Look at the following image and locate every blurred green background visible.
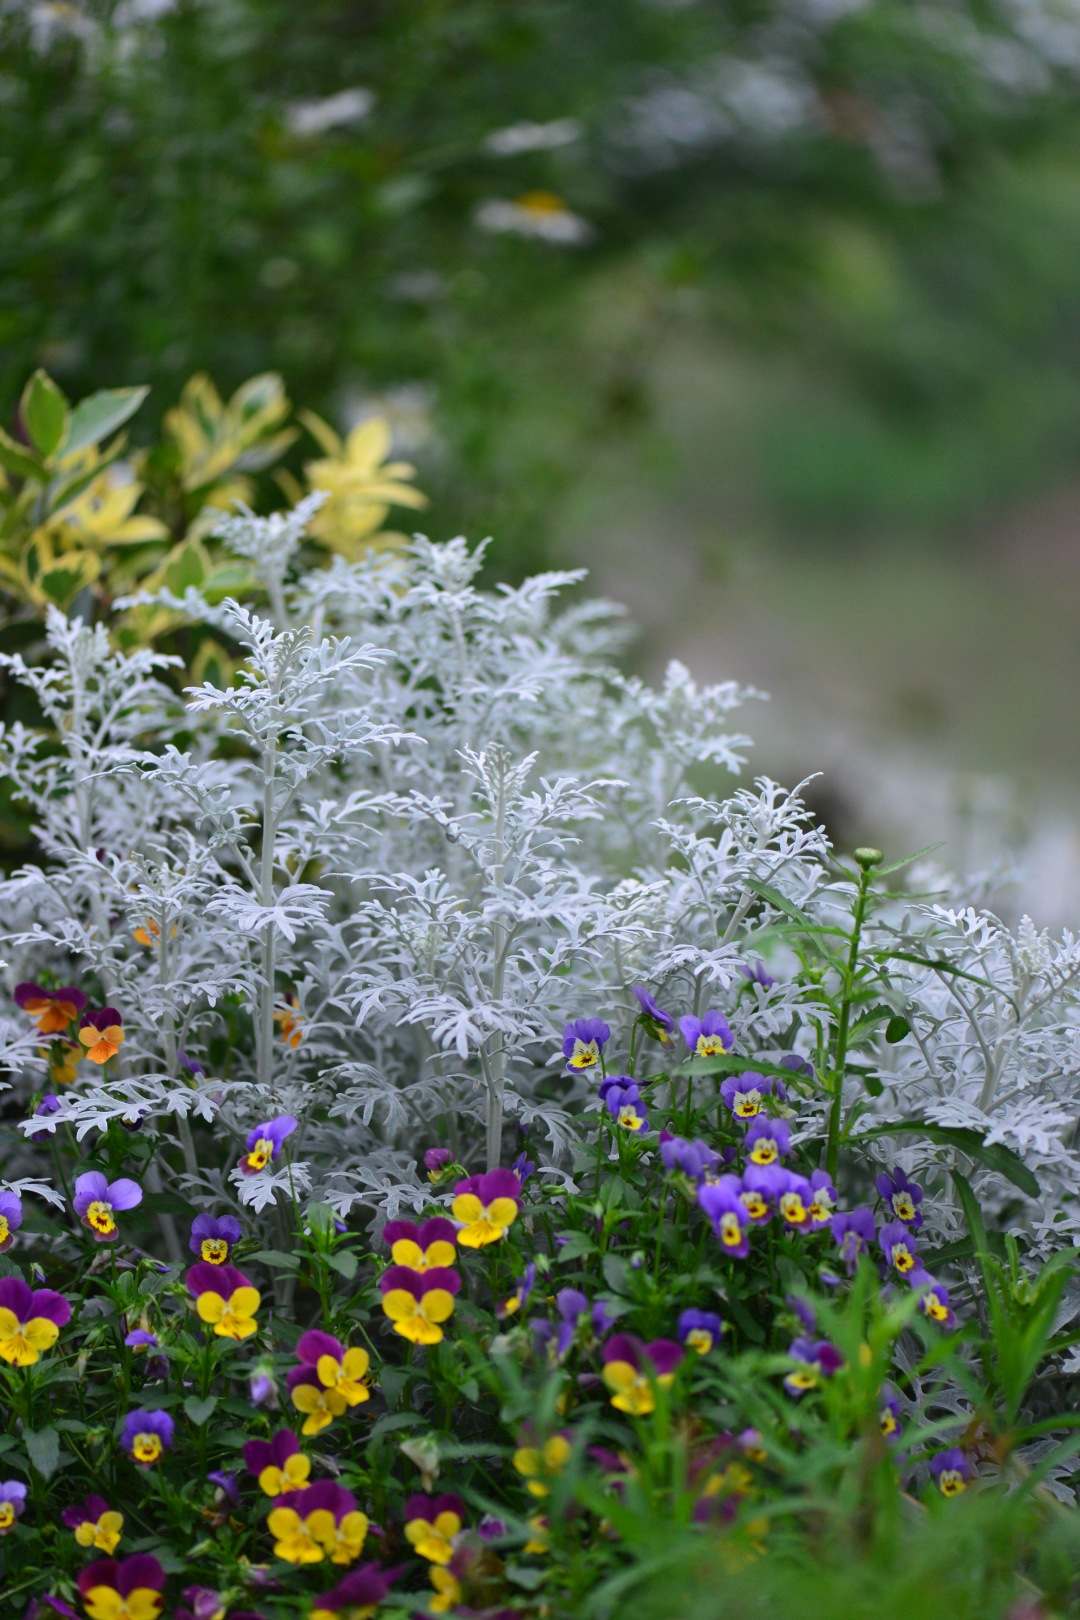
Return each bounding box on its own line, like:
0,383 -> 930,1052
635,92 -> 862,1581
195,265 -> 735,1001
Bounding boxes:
5,0 -> 1080,915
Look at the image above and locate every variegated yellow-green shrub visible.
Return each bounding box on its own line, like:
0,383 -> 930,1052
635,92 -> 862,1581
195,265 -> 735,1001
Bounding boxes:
0,369 -> 426,657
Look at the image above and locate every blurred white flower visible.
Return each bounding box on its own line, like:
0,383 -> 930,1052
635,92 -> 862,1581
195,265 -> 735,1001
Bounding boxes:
285,87 -> 374,138
474,192 -> 592,245
483,117 -> 583,155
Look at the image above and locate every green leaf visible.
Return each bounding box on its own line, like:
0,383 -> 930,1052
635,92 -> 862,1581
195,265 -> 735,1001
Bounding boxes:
854,1120 -> 1039,1198
875,841 -> 945,876
553,1230 -> 596,1261
21,370 -> 69,458
24,1425 -> 60,1480
885,1015 -> 911,1043
862,1074 -> 884,1098
141,1190 -> 198,1218
305,1200 -> 337,1234
0,425 -> 44,482
328,1250 -> 358,1280
602,1254 -> 630,1295
63,384 -> 149,458
248,1248 -> 300,1270
744,878 -> 818,930
877,950 -> 1001,997
184,1395 -> 218,1426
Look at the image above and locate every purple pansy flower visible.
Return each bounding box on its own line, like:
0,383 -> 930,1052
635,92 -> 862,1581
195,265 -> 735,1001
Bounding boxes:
601,1077 -> 648,1133
511,1151 -> 536,1184
0,1191 -> 23,1254
911,1272 -> 956,1328
744,1116 -> 791,1166
719,1071 -> 782,1120
659,1133 -> 721,1180
930,1447 -> 972,1496
698,1176 -> 751,1258
311,1565 -> 401,1616
679,1010 -> 733,1060
423,1146 -> 454,1181
878,1219 -> 921,1278
875,1166 -> 925,1230
677,1308 -> 723,1354
0,1479 -> 26,1534
783,1336 -> 843,1397
189,1212 -> 243,1266
73,1171 -> 143,1242
879,1394 -> 903,1441
177,1050 -> 206,1078
739,961 -> 776,989
807,1169 -> 838,1229
77,1559 -> 166,1612
239,1114 -> 297,1176
249,1367 -> 276,1407
562,1017 -> 610,1071
498,1261 -> 536,1320
774,1171 -> 815,1231
123,1328 -> 158,1350
786,1294 -> 816,1334
120,1408 -> 174,1467
0,1277 -> 71,1366
28,1093 -> 62,1141
778,1052 -> 815,1082
739,1162 -> 787,1224
830,1206 -> 876,1274
631,986 -> 676,1043
207,1470 -> 240,1506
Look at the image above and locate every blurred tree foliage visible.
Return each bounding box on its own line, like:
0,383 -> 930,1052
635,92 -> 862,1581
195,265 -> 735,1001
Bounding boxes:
4,0 -> 1080,567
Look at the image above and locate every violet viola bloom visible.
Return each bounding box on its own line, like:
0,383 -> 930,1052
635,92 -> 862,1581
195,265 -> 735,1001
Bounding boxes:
562,1016 -> 610,1071
28,1093 -> 61,1141
911,1272 -> 956,1328
878,1219 -> 921,1278
807,1169 -> 839,1229
698,1176 -> 751,1258
14,981 -> 87,1034
207,1470 -> 240,1506
830,1207 -> 876,1274
601,1077 -> 648,1133
677,1308 -> 723,1355
880,1395 -> 903,1441
77,1558 -> 166,1616
73,1170 -> 143,1241
930,1447 -> 973,1497
739,961 -> 776,989
123,1328 -> 158,1350
120,1408 -> 174,1466
311,1565 -> 401,1617
424,1146 -> 453,1181
0,1190 -> 23,1253
739,1162 -> 787,1224
783,1336 -> 843,1397
774,1171 -> 815,1232
659,1133 -> 720,1180
0,1479 -> 26,1534
177,1050 -> 206,1078
679,1010 -> 733,1060
189,1213 -> 243,1266
383,1216 -> 459,1271
875,1166 -> 925,1230
239,1114 -> 297,1176
498,1261 -> 536,1320
778,1052 -> 814,1082
631,985 -> 675,1044
719,1071 -> 780,1121
786,1294 -> 817,1334
0,1277 -> 71,1366
511,1150 -> 536,1184
744,1116 -> 791,1167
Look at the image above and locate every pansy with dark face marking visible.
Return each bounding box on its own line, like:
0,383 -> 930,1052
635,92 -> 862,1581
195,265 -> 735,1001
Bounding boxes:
911,1271 -> 956,1327
0,1276 -> 71,1366
77,1554 -> 166,1620
878,1219 -> 920,1278
875,1165 -> 925,1230
678,1308 -> 723,1355
719,1071 -> 781,1121
74,1171 -> 143,1242
697,1176 -> 752,1257
0,1479 -> 26,1535
930,1447 -> 972,1497
120,1408 -> 174,1467
807,1169 -> 838,1228
830,1206 -> 876,1274
189,1212 -> 242,1266
599,1076 -> 649,1133
601,1333 -> 684,1415
62,1494 -> 123,1554
562,1016 -> 610,1071
14,982 -> 87,1034
0,1190 -> 22,1254
238,1113 -> 297,1176
659,1132 -> 722,1181
382,1216 -> 457,1271
679,1010 -> 733,1060
782,1336 -> 843,1397
744,1116 -> 791,1167
78,1007 -> 125,1065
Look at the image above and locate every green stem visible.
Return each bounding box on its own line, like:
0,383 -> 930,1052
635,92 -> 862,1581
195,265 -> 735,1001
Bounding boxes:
825,860 -> 875,1181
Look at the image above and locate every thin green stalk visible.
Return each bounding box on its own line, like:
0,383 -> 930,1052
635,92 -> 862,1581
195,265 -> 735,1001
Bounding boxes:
825,850 -> 880,1181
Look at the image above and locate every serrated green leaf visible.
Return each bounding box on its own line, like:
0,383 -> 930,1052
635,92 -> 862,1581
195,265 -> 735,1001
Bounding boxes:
184,1395 -> 218,1426
63,385 -> 149,458
21,369 -> 69,458
24,1425 -> 60,1479
0,425 -> 44,482
853,1120 -> 1038,1198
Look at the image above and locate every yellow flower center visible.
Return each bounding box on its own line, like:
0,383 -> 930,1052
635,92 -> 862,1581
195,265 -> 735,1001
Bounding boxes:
732,1092 -> 762,1118
939,1472 -> 966,1497
740,1193 -> 768,1220
86,1201 -> 118,1236
892,1245 -> 915,1274
924,1293 -> 949,1321
200,1238 -> 229,1264
245,1138 -> 273,1171
719,1213 -> 743,1247
617,1104 -> 645,1132
0,1503 -> 13,1531
567,1039 -> 599,1069
880,1411 -> 899,1437
779,1194 -> 807,1225
695,1034 -> 728,1057
787,1369 -> 817,1392
749,1140 -> 777,1165
686,1328 -> 713,1355
893,1193 -> 916,1221
83,1586 -> 163,1620
132,1432 -> 163,1465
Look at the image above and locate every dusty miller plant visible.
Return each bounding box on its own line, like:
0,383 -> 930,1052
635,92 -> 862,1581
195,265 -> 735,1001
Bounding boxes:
0,507 -> 1078,1280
